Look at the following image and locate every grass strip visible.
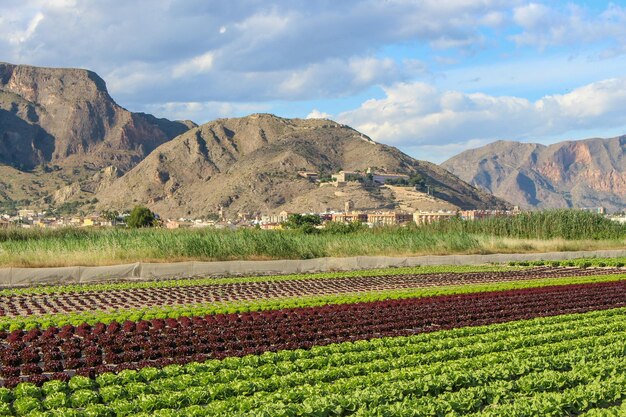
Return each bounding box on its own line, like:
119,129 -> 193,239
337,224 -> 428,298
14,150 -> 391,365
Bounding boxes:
1,272 -> 625,331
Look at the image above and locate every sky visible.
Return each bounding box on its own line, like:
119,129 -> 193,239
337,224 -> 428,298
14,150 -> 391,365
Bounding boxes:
1,0 -> 626,163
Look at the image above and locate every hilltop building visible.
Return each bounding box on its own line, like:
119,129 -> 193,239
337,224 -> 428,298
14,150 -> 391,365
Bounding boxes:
366,168 -> 410,184
332,171 -> 363,183
298,171 -> 319,181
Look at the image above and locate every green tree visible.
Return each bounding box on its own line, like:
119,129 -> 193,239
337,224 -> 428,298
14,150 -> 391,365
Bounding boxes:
408,174 -> 426,189
126,206 -> 156,228
101,209 -> 120,226
282,214 -> 322,231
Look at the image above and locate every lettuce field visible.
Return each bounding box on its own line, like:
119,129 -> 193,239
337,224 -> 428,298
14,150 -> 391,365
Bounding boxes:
1,263 -> 626,416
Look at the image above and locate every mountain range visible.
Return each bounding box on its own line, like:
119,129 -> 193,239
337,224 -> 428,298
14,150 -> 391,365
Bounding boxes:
442,137 -> 626,211
0,63 -> 505,217
95,114 -> 508,217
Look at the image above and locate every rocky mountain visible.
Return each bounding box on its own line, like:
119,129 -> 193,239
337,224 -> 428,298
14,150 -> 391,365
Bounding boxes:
441,136 -> 626,211
0,63 -> 507,217
0,62 -> 193,171
0,62 -> 194,207
97,114 -> 507,217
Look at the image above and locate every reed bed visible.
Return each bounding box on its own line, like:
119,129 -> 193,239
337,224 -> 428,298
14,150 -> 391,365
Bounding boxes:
0,210 -> 623,267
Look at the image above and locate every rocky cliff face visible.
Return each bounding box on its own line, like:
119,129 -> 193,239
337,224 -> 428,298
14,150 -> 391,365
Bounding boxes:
97,114 -> 508,217
441,137 -> 626,211
0,63 -> 194,208
0,62 -> 192,171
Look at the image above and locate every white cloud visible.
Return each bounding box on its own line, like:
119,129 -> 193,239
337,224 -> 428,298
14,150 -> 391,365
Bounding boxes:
306,109 -> 332,119
172,52 -> 215,78
0,0 -> 520,105
276,56 -> 409,99
144,101 -> 270,124
8,12 -> 44,44
338,78 -> 626,151
403,139 -> 494,163
511,3 -> 626,55
103,54 -> 415,103
45,0 -> 76,9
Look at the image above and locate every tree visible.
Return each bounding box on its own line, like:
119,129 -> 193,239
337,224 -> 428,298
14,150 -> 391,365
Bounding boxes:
101,209 -> 120,225
282,214 -> 322,232
204,212 -> 220,221
126,206 -> 156,228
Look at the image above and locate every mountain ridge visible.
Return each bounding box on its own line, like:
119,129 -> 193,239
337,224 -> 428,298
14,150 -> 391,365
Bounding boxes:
442,136 -> 626,211
96,113 -> 508,217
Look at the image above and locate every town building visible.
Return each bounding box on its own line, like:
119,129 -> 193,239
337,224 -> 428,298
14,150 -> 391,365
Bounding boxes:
237,212 -> 254,221
459,210 -> 513,221
319,213 -> 333,222
82,217 -> 95,227
367,212 -> 413,226
609,215 -> 626,224
581,207 -> 607,215
260,223 -> 283,230
413,211 -> 457,225
18,209 -> 35,218
260,211 -> 291,225
332,212 -> 368,223
165,220 -> 191,229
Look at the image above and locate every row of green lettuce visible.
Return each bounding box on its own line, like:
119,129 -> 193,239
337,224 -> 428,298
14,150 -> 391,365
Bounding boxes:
507,257 -> 626,268
2,272 -> 625,332
2,307 -> 626,416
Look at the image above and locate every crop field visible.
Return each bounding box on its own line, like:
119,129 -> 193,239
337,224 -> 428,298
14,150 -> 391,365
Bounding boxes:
0,263 -> 626,416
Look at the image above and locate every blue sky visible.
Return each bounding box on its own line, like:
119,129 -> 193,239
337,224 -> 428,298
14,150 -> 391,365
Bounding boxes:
2,0 -> 626,162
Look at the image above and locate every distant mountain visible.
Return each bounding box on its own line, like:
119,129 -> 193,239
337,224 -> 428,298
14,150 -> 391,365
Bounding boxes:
441,136 -> 626,211
0,62 -> 194,207
97,114 -> 508,217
